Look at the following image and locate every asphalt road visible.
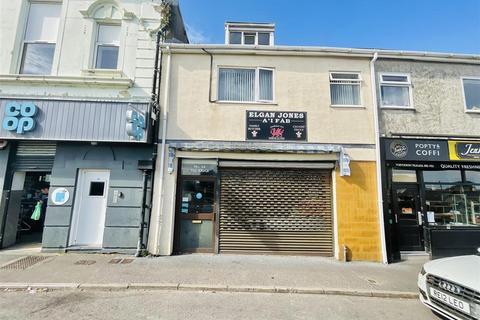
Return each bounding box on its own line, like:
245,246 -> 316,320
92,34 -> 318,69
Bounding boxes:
0,290 -> 439,320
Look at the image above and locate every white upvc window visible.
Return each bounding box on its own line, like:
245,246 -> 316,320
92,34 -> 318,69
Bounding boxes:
95,24 -> 120,69
218,67 -> 274,103
462,77 -> 480,112
228,31 -> 272,46
379,73 -> 413,109
329,72 -> 362,107
20,3 -> 61,75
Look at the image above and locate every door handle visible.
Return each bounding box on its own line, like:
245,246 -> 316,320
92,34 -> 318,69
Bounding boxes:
394,214 -> 398,224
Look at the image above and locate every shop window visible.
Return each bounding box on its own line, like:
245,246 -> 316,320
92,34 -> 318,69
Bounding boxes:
20,3 -> 61,75
465,170 -> 480,184
330,72 -> 362,107
379,73 -> 413,109
462,78 -> 480,112
95,25 -> 120,69
423,170 -> 461,184
218,67 -> 274,103
392,169 -> 417,183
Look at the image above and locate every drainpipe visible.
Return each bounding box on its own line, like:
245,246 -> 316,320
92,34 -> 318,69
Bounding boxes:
152,45 -> 172,255
370,52 -> 388,264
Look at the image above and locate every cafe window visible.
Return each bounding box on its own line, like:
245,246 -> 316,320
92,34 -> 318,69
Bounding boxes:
424,170 -> 480,227
218,67 -> 274,103
462,78 -> 480,112
392,169 -> 417,183
20,3 -> 61,75
379,73 -> 413,109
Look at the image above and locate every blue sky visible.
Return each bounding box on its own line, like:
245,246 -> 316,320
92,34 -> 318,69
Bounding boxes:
180,0 -> 480,54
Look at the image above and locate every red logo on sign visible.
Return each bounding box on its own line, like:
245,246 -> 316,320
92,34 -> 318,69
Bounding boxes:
270,127 -> 284,138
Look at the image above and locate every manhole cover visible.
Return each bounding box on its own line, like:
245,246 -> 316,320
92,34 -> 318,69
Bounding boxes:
0,256 -> 50,270
74,260 -> 96,265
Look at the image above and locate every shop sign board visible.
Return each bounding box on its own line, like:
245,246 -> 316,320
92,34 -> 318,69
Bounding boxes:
246,111 -> 307,141
2,101 -> 37,134
448,141 -> 480,161
384,139 -> 449,162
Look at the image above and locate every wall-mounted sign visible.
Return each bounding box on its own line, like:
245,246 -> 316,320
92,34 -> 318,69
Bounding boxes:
449,141 -> 480,161
126,110 -> 146,141
246,111 -> 307,141
384,139 -> 449,162
51,187 -> 70,205
181,159 -> 218,176
2,101 -> 37,134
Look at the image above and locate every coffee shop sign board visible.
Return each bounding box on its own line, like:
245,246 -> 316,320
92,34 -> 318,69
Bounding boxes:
385,139 -> 480,162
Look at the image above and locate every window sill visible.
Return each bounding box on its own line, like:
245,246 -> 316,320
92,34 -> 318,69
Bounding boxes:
215,100 -> 278,106
0,74 -> 133,89
81,69 -> 125,78
465,109 -> 480,114
330,104 -> 365,109
380,106 -> 415,111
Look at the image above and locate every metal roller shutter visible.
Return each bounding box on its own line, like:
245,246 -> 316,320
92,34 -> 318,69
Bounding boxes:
14,142 -> 56,171
219,168 -> 333,256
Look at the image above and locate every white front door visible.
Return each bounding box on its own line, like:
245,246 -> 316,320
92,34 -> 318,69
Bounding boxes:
69,169 -> 110,247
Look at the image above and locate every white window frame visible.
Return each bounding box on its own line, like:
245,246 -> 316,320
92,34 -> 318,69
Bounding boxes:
217,66 -> 275,104
461,77 -> 480,113
228,31 -> 272,46
379,72 -> 414,109
93,23 -> 121,70
329,71 -> 363,108
19,2 -> 62,75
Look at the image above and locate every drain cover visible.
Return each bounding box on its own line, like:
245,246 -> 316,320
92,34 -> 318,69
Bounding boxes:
74,260 -> 96,265
0,256 -> 50,270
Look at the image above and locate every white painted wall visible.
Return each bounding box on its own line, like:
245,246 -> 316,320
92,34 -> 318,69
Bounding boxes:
0,0 -> 166,102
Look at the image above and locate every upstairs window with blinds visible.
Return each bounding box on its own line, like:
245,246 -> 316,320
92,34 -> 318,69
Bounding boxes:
218,67 -> 274,103
20,3 -> 61,75
329,72 -> 362,106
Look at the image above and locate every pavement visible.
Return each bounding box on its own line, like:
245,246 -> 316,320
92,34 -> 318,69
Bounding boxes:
0,250 -> 427,298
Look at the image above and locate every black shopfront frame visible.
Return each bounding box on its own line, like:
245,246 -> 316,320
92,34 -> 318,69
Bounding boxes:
381,138 -> 480,262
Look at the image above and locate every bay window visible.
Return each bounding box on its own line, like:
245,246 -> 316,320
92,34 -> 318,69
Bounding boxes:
379,73 -> 413,108
20,3 -> 61,75
329,72 -> 362,106
218,67 -> 274,103
95,25 -> 120,69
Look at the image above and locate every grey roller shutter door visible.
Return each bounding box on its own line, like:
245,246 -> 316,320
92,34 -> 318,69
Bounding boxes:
14,142 -> 56,171
219,168 -> 333,256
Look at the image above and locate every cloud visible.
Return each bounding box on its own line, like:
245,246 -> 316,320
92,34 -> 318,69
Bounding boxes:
185,23 -> 210,44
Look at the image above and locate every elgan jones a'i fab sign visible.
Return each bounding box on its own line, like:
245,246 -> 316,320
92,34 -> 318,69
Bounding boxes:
246,110 -> 307,141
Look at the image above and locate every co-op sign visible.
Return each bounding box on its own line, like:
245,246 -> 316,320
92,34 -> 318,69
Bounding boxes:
385,138 -> 480,162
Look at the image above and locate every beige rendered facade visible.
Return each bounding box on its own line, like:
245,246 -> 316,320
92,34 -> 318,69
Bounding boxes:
148,45 -> 384,262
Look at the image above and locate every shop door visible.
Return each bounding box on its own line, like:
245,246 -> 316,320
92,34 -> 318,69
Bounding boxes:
174,177 -> 215,253
219,168 -> 333,256
69,170 -> 110,248
392,184 -> 424,251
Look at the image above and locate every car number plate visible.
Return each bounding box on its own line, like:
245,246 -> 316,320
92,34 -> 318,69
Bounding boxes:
429,287 -> 471,315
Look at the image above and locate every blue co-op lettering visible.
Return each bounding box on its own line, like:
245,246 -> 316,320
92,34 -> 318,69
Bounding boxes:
3,102 -> 37,134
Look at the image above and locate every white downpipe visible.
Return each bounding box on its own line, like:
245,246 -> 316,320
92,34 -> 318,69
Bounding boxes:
370,52 -> 388,264
153,46 -> 172,254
